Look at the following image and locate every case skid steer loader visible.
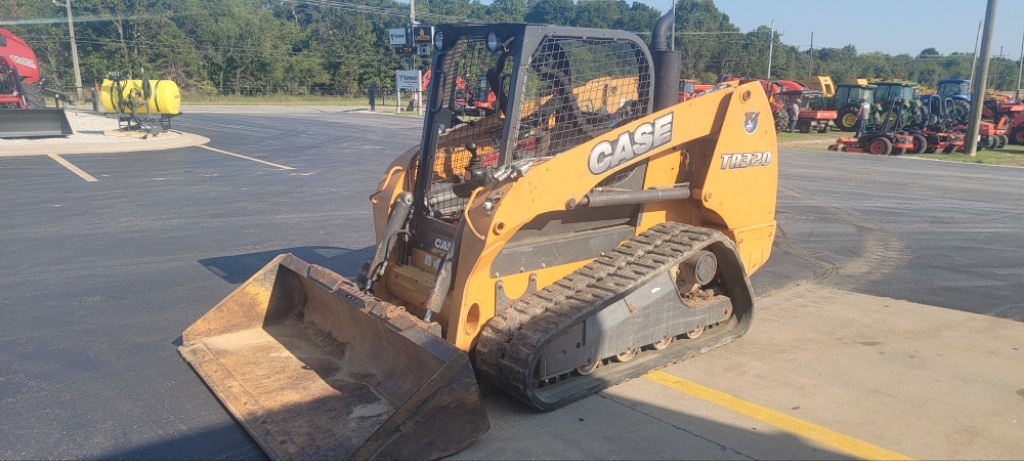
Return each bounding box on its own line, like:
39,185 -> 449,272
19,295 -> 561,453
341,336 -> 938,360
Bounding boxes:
180,13 -> 778,460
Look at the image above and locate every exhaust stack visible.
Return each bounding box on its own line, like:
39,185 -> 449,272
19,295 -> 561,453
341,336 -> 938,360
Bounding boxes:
651,12 -> 682,111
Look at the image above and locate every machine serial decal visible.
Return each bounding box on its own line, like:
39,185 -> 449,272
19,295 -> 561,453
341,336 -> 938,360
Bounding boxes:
743,110 -> 759,135
720,152 -> 772,170
588,113 -> 673,175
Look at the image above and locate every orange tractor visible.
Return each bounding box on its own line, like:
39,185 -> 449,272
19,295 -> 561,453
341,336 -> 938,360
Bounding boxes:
828,98 -> 914,155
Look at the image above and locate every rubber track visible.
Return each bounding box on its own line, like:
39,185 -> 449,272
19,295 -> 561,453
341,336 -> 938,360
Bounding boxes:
476,222 -> 740,410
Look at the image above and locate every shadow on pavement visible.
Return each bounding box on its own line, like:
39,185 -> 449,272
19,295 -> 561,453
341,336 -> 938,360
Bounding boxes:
96,388 -> 852,460
198,246 -> 374,283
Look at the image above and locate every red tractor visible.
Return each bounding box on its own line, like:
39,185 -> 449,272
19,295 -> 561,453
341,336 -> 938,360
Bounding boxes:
0,27 -> 44,109
982,99 -> 1024,145
1009,111 -> 1024,145
677,79 -> 713,102
0,28 -> 72,137
774,89 -> 837,133
718,76 -> 833,132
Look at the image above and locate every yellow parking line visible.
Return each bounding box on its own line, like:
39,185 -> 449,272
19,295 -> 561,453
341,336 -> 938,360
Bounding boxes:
48,154 -> 97,182
198,145 -> 295,170
643,370 -> 914,461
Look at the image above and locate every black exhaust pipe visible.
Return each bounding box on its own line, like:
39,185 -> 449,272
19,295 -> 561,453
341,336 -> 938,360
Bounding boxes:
651,11 -> 682,111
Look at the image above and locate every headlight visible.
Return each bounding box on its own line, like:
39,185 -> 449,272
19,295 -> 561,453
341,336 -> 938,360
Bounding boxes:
434,31 -> 443,50
486,31 -> 500,52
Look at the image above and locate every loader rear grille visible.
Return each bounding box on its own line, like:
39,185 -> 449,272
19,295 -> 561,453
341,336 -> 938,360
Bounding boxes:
512,37 -> 651,161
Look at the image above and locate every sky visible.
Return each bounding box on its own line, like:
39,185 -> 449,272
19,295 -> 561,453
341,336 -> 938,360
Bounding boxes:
640,0 -> 1024,58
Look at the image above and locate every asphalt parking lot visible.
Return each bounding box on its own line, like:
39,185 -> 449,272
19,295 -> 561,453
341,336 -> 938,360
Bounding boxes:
1,108 -> 1022,460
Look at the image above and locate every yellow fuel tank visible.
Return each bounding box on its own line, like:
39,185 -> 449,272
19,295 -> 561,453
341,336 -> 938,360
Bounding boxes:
100,79 -> 180,115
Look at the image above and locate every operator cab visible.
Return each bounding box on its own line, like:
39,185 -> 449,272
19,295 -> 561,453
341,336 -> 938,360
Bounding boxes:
415,24 -> 653,223
406,23 -> 655,274
832,84 -> 875,108
937,80 -> 969,98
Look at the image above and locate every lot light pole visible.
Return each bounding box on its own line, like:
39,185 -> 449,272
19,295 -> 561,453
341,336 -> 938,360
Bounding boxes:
964,0 -> 997,156
766,20 -> 774,80
969,21 -> 981,92
54,0 -> 83,100
807,31 -> 813,78
993,45 -> 1003,90
409,0 -> 416,71
1017,29 -> 1023,101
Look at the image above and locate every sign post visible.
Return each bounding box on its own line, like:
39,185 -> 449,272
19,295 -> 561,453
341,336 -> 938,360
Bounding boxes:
396,70 -> 422,115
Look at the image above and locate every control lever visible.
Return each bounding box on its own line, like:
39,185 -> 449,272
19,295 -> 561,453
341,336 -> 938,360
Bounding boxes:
465,141 -> 480,166
464,141 -> 486,183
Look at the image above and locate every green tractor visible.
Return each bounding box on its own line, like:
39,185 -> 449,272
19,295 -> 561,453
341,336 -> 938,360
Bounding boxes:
872,81 -> 924,128
828,81 -> 877,132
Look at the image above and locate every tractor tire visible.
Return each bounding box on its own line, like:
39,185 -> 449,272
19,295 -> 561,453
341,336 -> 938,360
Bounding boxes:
22,81 -> 46,109
997,134 -> 1008,148
773,108 -> 790,133
797,120 -> 812,133
942,144 -> 956,154
909,133 -> 927,154
868,137 -> 892,156
818,124 -> 831,134
836,106 -> 859,132
913,106 -> 929,125
877,110 -> 895,127
1011,127 -> 1024,145
950,99 -> 970,123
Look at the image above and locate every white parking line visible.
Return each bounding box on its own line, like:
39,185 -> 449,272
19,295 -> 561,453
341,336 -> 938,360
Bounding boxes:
48,154 -> 98,182
198,145 -> 295,170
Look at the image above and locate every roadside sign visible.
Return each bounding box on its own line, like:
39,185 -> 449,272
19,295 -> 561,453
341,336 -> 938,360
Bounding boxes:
388,28 -> 408,45
396,70 -> 422,90
395,46 -> 415,55
416,45 -> 432,56
412,26 -> 434,44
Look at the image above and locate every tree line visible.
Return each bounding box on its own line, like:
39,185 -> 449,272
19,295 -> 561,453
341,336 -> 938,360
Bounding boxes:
3,0 -> 1020,97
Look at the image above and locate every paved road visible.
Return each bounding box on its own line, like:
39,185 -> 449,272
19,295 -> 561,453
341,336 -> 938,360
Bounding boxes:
1,109 -> 1021,459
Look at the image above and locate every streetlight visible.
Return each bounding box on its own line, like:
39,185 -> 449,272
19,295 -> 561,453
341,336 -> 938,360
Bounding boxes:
53,0 -> 83,100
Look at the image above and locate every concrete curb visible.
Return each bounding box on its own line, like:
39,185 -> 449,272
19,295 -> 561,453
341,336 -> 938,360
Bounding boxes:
0,131 -> 210,157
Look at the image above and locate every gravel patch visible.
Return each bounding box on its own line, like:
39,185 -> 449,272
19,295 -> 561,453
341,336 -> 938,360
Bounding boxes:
0,111 -> 181,147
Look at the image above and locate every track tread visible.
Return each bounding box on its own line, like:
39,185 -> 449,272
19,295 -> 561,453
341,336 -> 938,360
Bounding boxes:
475,223 -> 743,410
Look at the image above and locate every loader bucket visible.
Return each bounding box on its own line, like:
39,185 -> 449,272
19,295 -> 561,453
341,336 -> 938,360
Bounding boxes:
179,254 -> 489,460
0,108 -> 73,138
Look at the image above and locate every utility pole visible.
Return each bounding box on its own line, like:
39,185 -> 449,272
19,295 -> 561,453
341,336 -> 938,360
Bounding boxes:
807,31 -> 814,78
56,0 -> 83,100
1016,28 -> 1023,101
965,0 -> 997,156
969,21 -> 981,92
767,20 -> 774,80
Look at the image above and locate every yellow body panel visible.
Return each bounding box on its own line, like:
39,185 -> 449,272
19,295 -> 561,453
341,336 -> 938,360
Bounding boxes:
369,81 -> 777,351
800,76 -> 835,97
